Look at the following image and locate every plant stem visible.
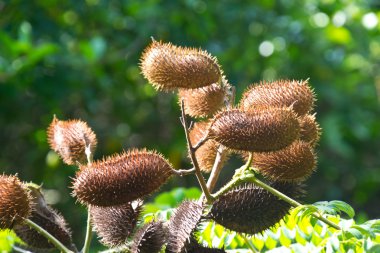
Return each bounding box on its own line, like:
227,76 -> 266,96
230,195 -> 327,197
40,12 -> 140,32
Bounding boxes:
244,174 -> 341,230
206,145 -> 226,193
24,218 -> 74,253
171,167 -> 196,176
242,235 -> 257,253
180,100 -> 214,203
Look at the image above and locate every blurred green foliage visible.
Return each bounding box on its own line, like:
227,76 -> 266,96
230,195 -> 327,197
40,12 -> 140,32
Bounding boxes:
1,0 -> 380,248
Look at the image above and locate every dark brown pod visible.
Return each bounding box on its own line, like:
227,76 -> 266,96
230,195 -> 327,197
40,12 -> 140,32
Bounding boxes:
91,201 -> 143,247
209,108 -> 300,152
240,79 -> 315,116
14,186 -> 75,250
185,237 -> 227,253
73,149 -> 174,206
140,41 -> 221,91
47,116 -> 97,165
299,114 -> 321,146
166,201 -> 203,253
253,140 -> 316,182
189,122 -> 229,173
0,175 -> 31,229
208,182 -> 304,234
179,83 -> 226,118
131,221 -> 166,253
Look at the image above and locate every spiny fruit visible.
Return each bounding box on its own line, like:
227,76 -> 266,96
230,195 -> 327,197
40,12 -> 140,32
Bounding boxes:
47,116 -> 97,165
13,185 -> 75,250
208,182 -> 304,234
179,83 -> 227,118
73,149 -> 174,206
240,79 -> 315,116
0,175 -> 31,229
91,201 -> 143,247
189,121 -> 228,173
140,41 -> 221,91
299,114 -> 321,146
253,140 -> 316,182
209,108 -> 300,152
131,220 -> 166,253
166,201 -> 203,253
185,237 -> 227,253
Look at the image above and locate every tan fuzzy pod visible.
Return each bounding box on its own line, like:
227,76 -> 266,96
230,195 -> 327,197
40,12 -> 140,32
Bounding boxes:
47,116 -> 97,165
140,41 -> 221,91
253,140 -> 316,182
14,185 -> 75,250
240,79 -> 315,116
299,114 -> 321,146
73,149 -> 174,206
208,182 -> 304,234
179,83 -> 226,118
0,175 -> 31,229
166,201 -> 203,253
189,122 -> 228,173
209,108 -> 300,152
91,201 -> 142,247
131,221 -> 166,253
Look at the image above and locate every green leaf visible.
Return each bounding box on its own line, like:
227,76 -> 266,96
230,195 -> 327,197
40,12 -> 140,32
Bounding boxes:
329,200 -> 355,218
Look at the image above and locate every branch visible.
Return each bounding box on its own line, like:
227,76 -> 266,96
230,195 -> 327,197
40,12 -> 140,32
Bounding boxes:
180,100 -> 214,203
171,168 -> 196,176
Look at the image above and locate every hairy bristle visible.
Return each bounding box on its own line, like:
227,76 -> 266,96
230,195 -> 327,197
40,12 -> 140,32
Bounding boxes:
47,116 -> 97,165
178,83 -> 227,118
209,108 -> 300,152
73,149 -> 174,206
253,140 -> 316,182
240,79 -> 315,116
140,41 -> 221,91
14,187 -> 74,250
299,114 -> 321,146
91,201 -> 143,247
166,201 -> 203,253
189,122 -> 229,173
209,182 -> 304,234
131,221 -> 166,253
0,175 -> 31,229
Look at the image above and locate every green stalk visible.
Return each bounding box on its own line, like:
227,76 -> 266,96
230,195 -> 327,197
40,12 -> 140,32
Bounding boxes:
81,207 -> 93,253
24,218 -> 74,253
242,235 -> 258,253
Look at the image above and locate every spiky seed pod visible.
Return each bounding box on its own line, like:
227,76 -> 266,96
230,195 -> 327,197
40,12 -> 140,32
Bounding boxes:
189,122 -> 228,173
91,201 -> 143,247
208,182 -> 304,235
240,79 -> 315,116
47,116 -> 97,165
0,175 -> 31,229
140,41 -> 222,91
253,140 -> 316,182
131,221 -> 166,253
14,186 -> 75,250
179,83 -> 227,118
73,149 -> 174,206
299,114 -> 321,146
209,108 -> 300,152
185,237 -> 227,253
166,201 -> 203,253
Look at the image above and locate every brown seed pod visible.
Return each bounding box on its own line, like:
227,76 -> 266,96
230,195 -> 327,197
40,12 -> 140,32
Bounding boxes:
209,108 -> 300,152
0,175 -> 31,229
185,237 -> 227,253
131,220 -> 166,253
47,116 -> 97,165
253,140 -> 316,182
179,83 -> 227,118
14,186 -> 75,250
189,121 -> 228,173
91,201 -> 143,247
299,114 -> 321,146
73,149 -> 174,206
208,182 -> 304,235
140,41 -> 221,91
240,79 -> 315,116
166,201 -> 204,253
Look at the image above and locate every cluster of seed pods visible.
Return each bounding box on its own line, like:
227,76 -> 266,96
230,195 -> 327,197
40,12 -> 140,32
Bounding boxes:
0,40 -> 321,252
